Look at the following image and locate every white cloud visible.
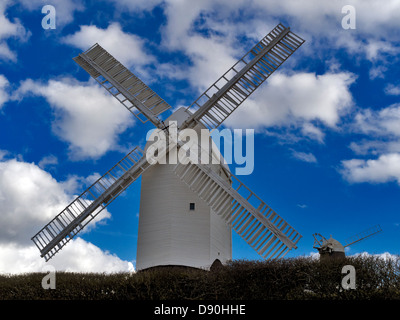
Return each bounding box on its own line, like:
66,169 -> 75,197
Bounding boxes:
160,0 -> 215,51
368,65 -> 388,80
309,251 -> 319,260
185,35 -> 239,92
63,23 -> 155,75
355,104 -> 400,137
384,84 -> 400,96
158,0 -> 259,92
340,153 -> 400,185
349,104 -> 400,157
300,123 -> 325,143
0,159 -> 71,245
291,150 -> 317,163
16,77 -> 134,160
0,74 -> 10,108
350,251 -> 399,262
349,140 -> 400,156
0,0 -> 30,62
309,251 -> 399,261
38,154 -> 58,169
0,157 -> 133,274
118,0 -> 400,47
155,0 -> 399,90
52,238 -> 134,273
0,239 -> 134,274
224,71 -> 356,141
18,0 -> 84,27
73,0 -> 397,104
0,158 -> 111,245
0,150 -> 8,160
364,40 -> 399,62
344,104 -> 400,187
250,0 -> 400,56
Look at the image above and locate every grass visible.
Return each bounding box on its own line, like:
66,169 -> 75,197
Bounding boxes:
1,256 -> 400,300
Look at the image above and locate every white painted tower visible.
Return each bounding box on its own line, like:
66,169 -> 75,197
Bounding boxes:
136,108 -> 232,270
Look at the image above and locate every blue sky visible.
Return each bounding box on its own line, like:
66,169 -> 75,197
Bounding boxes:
0,0 -> 399,273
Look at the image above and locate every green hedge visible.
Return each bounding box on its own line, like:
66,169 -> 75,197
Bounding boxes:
1,256 -> 399,300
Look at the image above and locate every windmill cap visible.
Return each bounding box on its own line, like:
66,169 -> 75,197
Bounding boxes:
145,107 -> 231,173
322,237 -> 345,252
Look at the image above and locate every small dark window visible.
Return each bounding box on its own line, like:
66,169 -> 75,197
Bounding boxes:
189,203 -> 195,211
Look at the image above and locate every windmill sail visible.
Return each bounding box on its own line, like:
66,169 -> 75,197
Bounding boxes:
343,225 -> 383,248
172,23 -> 304,258
31,147 -> 150,261
73,44 -> 170,129
32,23 -> 305,263
181,23 -> 305,131
312,233 -> 327,249
173,160 -> 301,259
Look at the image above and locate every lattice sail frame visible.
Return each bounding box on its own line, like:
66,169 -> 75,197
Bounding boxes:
183,23 -> 305,131
173,161 -> 301,259
73,44 -> 170,129
343,225 -> 383,248
32,147 -> 150,261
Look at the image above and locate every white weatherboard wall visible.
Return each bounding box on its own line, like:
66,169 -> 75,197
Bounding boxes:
136,108 -> 232,270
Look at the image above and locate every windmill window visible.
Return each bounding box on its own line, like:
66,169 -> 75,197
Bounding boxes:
189,203 -> 195,211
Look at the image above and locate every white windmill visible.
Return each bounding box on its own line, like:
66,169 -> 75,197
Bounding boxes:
32,23 -> 305,271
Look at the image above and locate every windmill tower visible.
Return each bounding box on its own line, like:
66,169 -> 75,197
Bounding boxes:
31,23 -> 305,270
137,107 -> 234,270
313,225 -> 383,262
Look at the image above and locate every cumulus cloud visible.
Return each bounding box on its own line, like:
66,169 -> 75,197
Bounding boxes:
57,0 -> 397,105
152,0 -> 400,90
224,71 -> 356,141
0,158 -> 109,245
157,0 -> 246,91
16,77 -> 134,160
343,104 -> 400,186
350,251 -> 399,262
340,153 -> 400,185
184,35 -> 239,92
349,140 -> 400,156
18,0 -> 84,27
354,104 -> 400,138
0,159 -> 70,245
309,251 -> 399,261
0,150 -> 8,160
0,0 -> 30,62
0,157 -> 133,274
0,239 -> 134,274
63,23 -> 155,76
250,0 -> 400,65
